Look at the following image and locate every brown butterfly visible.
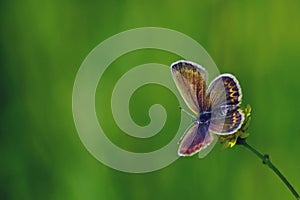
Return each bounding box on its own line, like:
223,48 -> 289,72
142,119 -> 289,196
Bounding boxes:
171,60 -> 245,157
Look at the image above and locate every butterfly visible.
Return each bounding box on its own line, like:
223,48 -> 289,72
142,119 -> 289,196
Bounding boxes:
171,60 -> 245,157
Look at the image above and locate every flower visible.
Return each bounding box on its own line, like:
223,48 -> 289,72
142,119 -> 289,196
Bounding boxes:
219,104 -> 252,150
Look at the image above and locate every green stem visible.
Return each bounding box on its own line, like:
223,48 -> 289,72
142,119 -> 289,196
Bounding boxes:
237,139 -> 300,200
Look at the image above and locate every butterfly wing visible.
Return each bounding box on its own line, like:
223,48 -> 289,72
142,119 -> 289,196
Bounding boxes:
178,123 -> 212,156
198,133 -> 218,158
209,109 -> 245,135
171,60 -> 207,114
207,74 -> 245,135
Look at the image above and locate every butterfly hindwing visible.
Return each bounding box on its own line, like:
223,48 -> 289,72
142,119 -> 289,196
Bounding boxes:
209,109 -> 245,135
197,133 -> 219,158
207,74 -> 244,135
171,60 -> 207,114
178,123 -> 212,156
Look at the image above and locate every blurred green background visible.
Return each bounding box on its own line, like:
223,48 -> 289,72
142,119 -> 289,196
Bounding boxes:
1,0 -> 300,199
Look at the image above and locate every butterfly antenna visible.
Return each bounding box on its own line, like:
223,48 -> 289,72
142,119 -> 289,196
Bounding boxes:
179,106 -> 196,119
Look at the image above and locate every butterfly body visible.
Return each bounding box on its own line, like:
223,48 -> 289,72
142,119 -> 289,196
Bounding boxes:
198,110 -> 211,124
171,60 -> 245,157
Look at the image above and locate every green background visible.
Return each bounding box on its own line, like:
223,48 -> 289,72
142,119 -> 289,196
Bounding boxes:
1,0 -> 300,200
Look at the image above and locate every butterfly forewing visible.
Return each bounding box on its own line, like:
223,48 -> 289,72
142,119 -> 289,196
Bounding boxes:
207,74 -> 242,108
171,60 -> 207,114
207,74 -> 245,135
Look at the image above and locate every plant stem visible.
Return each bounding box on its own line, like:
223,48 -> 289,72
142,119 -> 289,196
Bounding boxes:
237,138 -> 300,200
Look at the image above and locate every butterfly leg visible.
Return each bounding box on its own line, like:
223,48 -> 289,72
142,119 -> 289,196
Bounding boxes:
179,106 -> 197,119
